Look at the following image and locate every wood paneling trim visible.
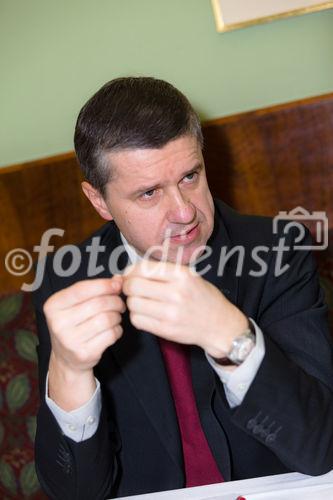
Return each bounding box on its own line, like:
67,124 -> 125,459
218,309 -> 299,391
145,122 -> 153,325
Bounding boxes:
0,151 -> 75,174
202,92 -> 333,126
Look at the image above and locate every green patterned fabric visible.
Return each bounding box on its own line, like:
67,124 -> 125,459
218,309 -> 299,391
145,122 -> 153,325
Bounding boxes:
0,292 -> 47,499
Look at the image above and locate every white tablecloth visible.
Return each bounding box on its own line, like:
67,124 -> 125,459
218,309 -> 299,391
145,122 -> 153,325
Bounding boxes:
116,470 -> 333,500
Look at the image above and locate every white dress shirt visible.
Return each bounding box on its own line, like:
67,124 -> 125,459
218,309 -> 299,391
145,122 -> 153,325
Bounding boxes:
45,234 -> 265,442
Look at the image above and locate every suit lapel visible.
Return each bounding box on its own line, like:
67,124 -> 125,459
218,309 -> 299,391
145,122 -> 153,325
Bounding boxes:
196,201 -> 239,306
99,223 -> 183,479
190,346 -> 232,480
192,202 -> 240,479
110,313 -> 184,478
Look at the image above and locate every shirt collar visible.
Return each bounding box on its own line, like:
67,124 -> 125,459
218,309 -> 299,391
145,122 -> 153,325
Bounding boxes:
120,233 -> 143,265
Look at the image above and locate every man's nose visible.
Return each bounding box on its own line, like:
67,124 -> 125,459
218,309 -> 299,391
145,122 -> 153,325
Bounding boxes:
166,189 -> 196,224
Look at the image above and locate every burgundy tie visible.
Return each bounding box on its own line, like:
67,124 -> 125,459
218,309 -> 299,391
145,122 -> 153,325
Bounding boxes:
159,338 -> 224,488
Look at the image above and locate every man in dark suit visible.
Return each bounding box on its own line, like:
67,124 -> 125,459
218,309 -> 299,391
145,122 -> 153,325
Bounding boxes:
34,77 -> 333,500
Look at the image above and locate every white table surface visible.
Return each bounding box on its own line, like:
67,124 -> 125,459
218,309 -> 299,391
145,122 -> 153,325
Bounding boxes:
116,469 -> 333,500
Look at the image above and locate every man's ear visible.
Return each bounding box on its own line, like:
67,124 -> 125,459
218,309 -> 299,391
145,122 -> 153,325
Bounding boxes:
81,181 -> 113,221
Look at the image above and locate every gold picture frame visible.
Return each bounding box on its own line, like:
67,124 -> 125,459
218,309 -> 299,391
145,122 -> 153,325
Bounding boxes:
211,0 -> 333,33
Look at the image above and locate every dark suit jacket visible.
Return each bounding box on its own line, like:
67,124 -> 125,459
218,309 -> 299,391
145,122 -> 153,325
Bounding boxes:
34,200 -> 333,500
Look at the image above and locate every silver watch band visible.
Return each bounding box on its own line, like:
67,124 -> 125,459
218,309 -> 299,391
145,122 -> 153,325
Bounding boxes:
212,320 -> 256,366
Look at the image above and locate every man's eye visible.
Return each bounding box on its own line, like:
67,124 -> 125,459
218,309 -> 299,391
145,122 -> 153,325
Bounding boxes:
183,172 -> 197,182
141,189 -> 155,200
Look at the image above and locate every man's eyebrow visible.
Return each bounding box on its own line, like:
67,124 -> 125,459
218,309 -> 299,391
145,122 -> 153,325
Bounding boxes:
182,162 -> 204,177
130,162 -> 204,197
131,182 -> 160,197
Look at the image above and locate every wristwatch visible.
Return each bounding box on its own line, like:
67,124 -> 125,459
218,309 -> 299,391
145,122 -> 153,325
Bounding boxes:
214,321 -> 256,366
227,322 -> 256,365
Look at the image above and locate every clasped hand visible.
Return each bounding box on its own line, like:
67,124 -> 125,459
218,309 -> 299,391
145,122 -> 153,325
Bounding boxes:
124,260 -> 248,359
44,260 -> 248,377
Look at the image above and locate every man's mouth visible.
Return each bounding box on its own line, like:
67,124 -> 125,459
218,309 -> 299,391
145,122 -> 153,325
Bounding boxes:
169,223 -> 200,243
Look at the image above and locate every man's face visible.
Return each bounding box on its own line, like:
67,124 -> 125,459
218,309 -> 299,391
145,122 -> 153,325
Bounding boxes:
97,135 -> 214,265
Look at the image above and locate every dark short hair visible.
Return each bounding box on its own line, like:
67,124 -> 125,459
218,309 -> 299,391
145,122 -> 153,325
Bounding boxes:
74,76 -> 203,195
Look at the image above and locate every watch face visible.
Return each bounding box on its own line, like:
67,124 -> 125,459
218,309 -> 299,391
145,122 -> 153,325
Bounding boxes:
229,331 -> 255,364
237,337 -> 254,360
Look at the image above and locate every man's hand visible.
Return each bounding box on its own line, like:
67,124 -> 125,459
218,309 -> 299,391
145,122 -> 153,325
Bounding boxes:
44,276 -> 125,410
123,261 -> 249,359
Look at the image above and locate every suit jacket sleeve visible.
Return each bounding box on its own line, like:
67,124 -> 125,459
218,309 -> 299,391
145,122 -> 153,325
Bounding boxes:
33,257 -> 118,500
219,224 -> 333,475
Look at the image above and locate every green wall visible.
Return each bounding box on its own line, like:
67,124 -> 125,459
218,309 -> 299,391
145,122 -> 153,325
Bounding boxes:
1,0 -> 333,167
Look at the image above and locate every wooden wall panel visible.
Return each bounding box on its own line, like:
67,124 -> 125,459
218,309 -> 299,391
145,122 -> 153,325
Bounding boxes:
0,154 -> 102,292
202,93 -> 333,225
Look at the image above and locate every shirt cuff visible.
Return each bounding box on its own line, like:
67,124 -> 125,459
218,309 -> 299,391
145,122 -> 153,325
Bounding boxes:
45,372 -> 102,442
205,318 -> 265,408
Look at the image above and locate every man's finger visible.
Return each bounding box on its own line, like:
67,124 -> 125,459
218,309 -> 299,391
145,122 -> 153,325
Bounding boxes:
127,296 -> 168,321
45,276 -> 123,311
57,294 -> 126,329
129,312 -> 169,339
73,310 -> 122,342
85,325 -> 123,354
124,260 -> 184,282
123,276 -> 172,302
